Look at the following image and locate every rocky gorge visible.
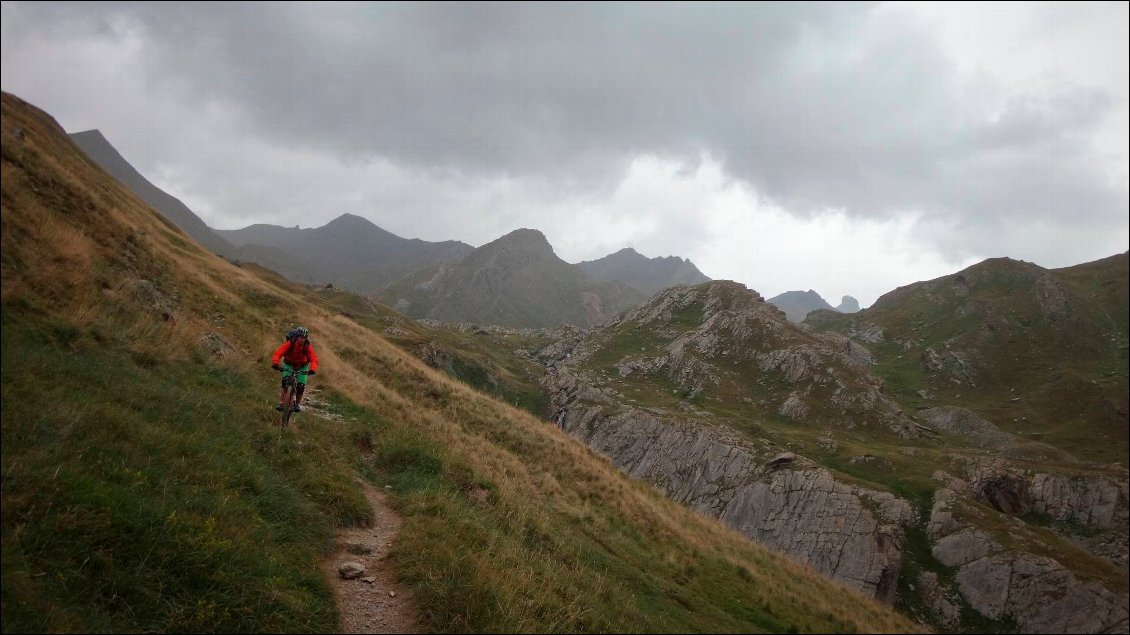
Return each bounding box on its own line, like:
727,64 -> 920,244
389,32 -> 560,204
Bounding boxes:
527,280 -> 1129,633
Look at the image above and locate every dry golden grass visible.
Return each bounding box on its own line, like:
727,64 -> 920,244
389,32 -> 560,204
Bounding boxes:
2,90 -> 922,633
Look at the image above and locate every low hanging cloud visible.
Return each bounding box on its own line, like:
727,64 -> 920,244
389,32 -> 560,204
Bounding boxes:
2,1 -> 1126,299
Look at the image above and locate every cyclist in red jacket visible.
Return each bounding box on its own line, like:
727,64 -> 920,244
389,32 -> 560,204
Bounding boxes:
271,326 -> 319,412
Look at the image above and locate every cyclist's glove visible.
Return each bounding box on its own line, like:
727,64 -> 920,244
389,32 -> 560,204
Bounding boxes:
307,369 -> 316,375
272,363 -> 282,371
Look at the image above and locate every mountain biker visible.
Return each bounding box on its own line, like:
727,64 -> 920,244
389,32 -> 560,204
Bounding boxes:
271,326 -> 319,412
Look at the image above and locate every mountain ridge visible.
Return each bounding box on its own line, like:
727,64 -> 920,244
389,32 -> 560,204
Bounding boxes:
376,227 -> 647,328
219,211 -> 476,293
64,130 -> 723,325
577,246 -> 711,295
3,89 -> 921,634
69,128 -> 235,257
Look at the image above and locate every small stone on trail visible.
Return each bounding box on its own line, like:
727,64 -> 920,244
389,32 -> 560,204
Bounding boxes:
339,561 -> 366,579
389,590 -> 396,598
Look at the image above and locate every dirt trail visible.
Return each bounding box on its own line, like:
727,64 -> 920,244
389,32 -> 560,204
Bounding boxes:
301,391 -> 422,633
317,478 -> 423,633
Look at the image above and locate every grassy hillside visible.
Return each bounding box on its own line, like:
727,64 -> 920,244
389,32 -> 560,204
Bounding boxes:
806,255 -> 1129,467
1,91 -> 920,633
267,277 -> 555,418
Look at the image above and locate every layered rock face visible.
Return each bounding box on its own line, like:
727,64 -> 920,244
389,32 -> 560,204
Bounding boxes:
534,280 -> 1129,631
963,459 -> 1130,568
540,282 -> 924,601
548,364 -> 913,602
928,488 -> 1129,633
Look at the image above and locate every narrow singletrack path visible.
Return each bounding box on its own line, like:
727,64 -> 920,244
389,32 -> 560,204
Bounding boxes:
318,478 -> 422,633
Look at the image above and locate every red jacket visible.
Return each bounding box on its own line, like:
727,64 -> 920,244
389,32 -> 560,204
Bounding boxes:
272,340 -> 319,371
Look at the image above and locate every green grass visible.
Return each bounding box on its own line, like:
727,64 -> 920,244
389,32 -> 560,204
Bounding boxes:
0,303 -> 914,633
670,300 -> 705,328
587,326 -> 670,369
2,89 -> 924,634
1,311 -> 375,632
371,429 -> 812,634
310,289 -> 555,419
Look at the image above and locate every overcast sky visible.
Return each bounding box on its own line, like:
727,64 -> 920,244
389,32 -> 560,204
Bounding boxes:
3,2 -> 1127,306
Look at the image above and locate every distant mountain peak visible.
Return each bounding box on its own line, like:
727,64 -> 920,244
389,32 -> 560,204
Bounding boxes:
836,295 -> 861,313
485,228 -> 555,253
376,227 -> 645,328
578,246 -> 710,295
502,227 -> 548,240
767,289 -> 835,323
330,212 -> 370,224
325,212 -> 380,230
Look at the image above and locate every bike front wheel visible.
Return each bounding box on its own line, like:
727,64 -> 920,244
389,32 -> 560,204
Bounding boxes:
281,384 -> 296,429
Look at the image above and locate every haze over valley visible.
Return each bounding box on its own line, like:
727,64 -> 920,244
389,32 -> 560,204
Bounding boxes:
3,3 -> 1127,633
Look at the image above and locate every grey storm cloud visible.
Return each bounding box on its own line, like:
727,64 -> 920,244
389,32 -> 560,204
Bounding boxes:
3,1 -> 1126,261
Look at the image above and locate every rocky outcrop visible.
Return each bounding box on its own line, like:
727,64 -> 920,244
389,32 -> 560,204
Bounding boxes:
546,364 -> 913,603
921,347 -> 976,386
590,282 -> 917,437
958,459 -> 1130,572
197,331 -> 236,358
965,460 -> 1126,530
721,468 -> 912,603
915,406 -> 1069,461
927,488 -> 1129,633
1034,272 -> 1073,321
848,321 -> 885,344
919,406 -> 1015,449
130,278 -> 178,322
536,277 -> 1129,630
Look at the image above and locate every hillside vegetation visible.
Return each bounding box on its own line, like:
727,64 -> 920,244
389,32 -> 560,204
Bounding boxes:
0,92 -> 919,632
806,255 -> 1129,466
532,272 -> 1127,631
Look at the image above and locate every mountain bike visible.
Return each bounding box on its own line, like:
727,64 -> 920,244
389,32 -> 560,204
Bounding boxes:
277,366 -> 310,429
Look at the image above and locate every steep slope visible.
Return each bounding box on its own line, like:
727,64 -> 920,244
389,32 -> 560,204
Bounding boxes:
798,256 -> 1130,632
537,278 -> 1129,632
68,129 -> 235,257
541,282 -> 922,601
577,246 -> 711,295
377,228 -> 647,328
217,213 -> 474,293
2,91 -> 921,634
